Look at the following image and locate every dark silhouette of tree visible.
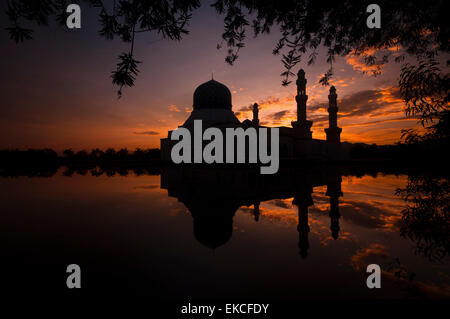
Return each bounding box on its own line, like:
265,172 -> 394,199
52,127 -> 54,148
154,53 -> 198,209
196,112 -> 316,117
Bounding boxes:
76,149 -> 89,158
396,175 -> 450,262
0,148 -> 57,163
4,0 -> 200,96
400,60 -> 450,146
0,148 -> 58,177
133,147 -> 145,160
62,148 -> 75,158
117,148 -> 129,159
145,148 -> 160,159
90,148 -> 104,159
104,148 -> 116,160
0,148 -> 162,177
4,0 -> 448,99
400,60 -> 449,125
90,166 -> 104,177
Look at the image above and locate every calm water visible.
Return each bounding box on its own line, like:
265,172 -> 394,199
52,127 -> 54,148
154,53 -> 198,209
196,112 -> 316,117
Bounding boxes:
1,167 -> 449,299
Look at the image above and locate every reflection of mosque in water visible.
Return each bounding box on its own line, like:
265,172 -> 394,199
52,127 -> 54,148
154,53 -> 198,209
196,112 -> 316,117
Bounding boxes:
161,166 -> 343,258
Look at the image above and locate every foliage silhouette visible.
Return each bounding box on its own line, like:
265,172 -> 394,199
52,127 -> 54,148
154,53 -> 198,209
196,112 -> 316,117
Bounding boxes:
0,148 -> 161,177
396,174 -> 450,262
60,147 -> 161,161
4,0 -> 448,100
0,148 -> 58,177
1,145 -> 448,178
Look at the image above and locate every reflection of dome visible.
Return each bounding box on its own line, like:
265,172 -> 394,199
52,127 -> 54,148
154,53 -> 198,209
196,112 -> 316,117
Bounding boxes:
193,79 -> 232,110
183,201 -> 238,249
193,216 -> 232,249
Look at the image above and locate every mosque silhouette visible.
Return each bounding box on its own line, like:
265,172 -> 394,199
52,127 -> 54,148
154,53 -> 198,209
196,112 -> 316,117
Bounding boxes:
160,68 -> 350,256
161,69 -> 349,161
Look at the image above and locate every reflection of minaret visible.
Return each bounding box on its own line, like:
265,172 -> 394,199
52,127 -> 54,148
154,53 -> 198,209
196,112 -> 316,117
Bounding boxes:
253,202 -> 260,221
326,176 -> 343,239
292,187 -> 314,259
291,69 -> 313,139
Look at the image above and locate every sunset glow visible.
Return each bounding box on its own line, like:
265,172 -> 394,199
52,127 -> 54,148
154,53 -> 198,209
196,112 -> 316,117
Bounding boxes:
0,4 -> 424,151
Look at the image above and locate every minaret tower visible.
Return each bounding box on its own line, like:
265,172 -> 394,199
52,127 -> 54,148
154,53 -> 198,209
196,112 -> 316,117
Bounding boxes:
252,103 -> 259,126
325,86 -> 342,143
291,69 -> 313,139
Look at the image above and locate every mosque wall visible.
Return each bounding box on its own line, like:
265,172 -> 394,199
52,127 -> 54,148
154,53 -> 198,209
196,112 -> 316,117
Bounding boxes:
161,133 -> 350,162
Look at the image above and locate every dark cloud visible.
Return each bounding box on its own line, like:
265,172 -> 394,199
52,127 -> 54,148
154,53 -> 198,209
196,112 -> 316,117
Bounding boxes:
133,130 -> 159,136
269,199 -> 292,209
342,117 -> 413,128
262,95 -> 294,107
238,206 -> 254,214
134,184 -> 159,190
309,103 -> 327,113
310,87 -> 403,120
263,110 -> 294,126
237,94 -> 294,113
341,90 -> 391,116
269,110 -> 290,121
339,199 -> 402,230
310,193 -> 402,230
309,115 -> 329,125
239,87 -> 405,130
238,105 -> 253,112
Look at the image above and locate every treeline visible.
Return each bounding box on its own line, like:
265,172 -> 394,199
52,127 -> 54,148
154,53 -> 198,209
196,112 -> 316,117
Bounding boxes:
61,148 -> 160,161
1,141 -> 448,165
0,164 -> 161,178
0,148 -> 163,177
350,143 -> 406,160
0,148 -> 161,164
0,148 -> 58,165
349,138 -> 449,162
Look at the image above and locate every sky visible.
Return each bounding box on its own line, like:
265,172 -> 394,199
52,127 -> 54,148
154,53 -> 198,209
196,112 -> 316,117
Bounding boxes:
0,1 -> 426,151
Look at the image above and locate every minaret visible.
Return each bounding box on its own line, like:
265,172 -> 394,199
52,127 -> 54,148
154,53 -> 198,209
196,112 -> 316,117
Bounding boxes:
291,69 -> 313,139
252,103 -> 259,126
325,175 -> 343,240
292,187 -> 314,259
325,86 -> 342,143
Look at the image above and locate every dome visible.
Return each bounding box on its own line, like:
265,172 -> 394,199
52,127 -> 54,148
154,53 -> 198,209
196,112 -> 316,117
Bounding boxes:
193,79 -> 232,110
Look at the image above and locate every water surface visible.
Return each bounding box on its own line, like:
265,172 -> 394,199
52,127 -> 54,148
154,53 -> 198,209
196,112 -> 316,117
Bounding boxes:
1,167 -> 448,299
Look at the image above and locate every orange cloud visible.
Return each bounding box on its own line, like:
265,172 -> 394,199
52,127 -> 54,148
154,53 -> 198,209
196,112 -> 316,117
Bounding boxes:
133,130 -> 159,136
345,53 -> 383,75
243,85 -> 421,144
168,104 -> 181,112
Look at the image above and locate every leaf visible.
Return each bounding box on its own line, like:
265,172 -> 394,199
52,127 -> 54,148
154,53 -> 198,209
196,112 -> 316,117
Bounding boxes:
5,26 -> 33,43
111,52 -> 142,96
